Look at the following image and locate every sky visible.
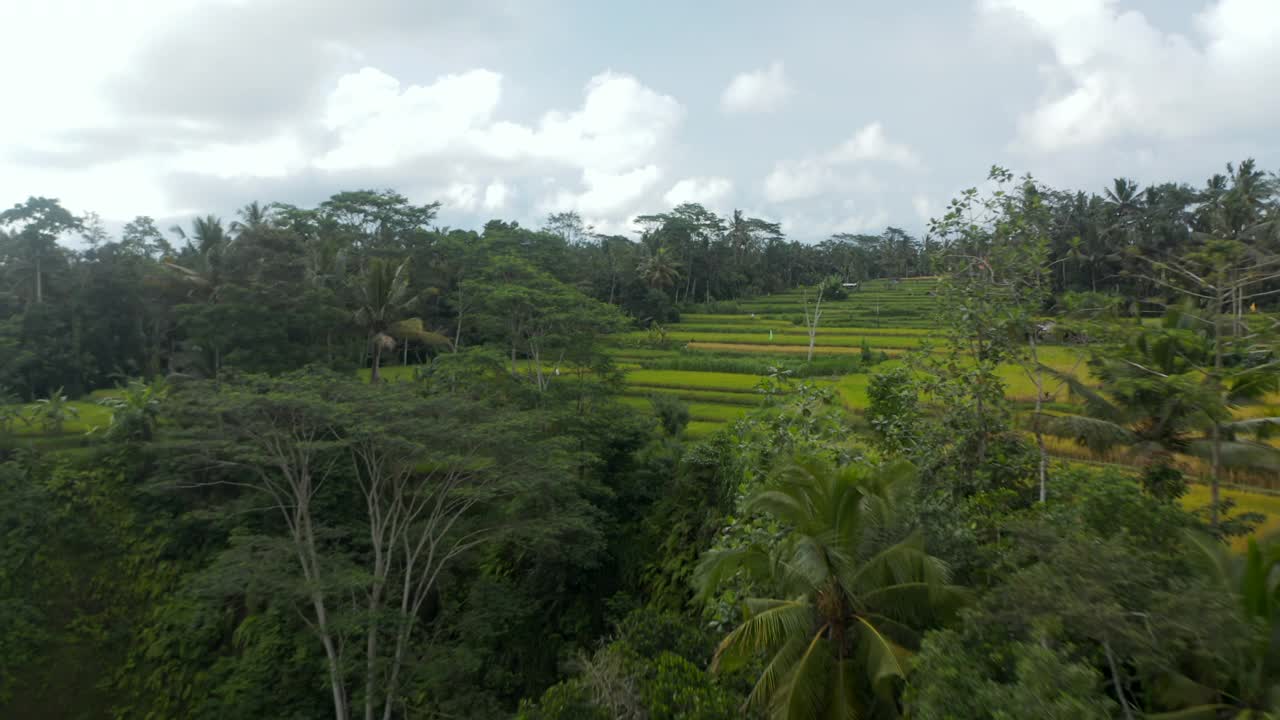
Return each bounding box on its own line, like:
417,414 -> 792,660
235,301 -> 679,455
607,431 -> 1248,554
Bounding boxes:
2,0 -> 1279,241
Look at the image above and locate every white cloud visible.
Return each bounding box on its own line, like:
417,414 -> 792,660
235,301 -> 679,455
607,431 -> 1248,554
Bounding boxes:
0,0 -> 242,217
2,43 -> 683,227
764,122 -> 917,202
315,67 -> 681,224
982,0 -> 1280,151
171,134 -> 309,179
483,181 -> 508,211
721,61 -> 791,113
317,67 -> 503,170
324,69 -> 681,174
0,0 -> 213,138
544,166 -> 663,217
782,209 -> 890,239
444,182 -> 479,211
828,123 -> 920,168
764,161 -> 836,203
521,72 -> 684,171
663,176 -> 733,207
911,194 -> 932,223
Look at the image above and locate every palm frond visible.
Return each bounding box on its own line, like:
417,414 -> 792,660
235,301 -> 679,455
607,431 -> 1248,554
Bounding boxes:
751,486 -> 817,530
1027,411 -> 1136,454
693,543 -> 772,601
1185,439 -> 1280,471
778,535 -> 853,597
844,531 -> 950,596
824,659 -> 865,720
387,318 -> 452,348
1229,368 -> 1280,404
1221,416 -> 1280,442
1142,705 -> 1236,719
858,581 -> 969,627
713,598 -> 816,672
775,630 -> 832,720
1039,364 -> 1124,423
745,635 -> 808,711
1182,530 -> 1234,592
852,616 -> 909,702
1241,539 -> 1272,620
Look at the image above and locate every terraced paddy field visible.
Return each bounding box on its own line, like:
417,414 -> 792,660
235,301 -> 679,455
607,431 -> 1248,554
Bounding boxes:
609,277 -> 1279,537
613,278 -> 1087,428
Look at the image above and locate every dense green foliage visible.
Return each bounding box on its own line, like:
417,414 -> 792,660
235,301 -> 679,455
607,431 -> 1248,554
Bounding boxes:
3,159 -> 1280,719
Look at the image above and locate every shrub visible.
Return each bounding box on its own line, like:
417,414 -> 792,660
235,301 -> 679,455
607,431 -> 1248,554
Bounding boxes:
818,274 -> 849,301
866,366 -> 920,453
650,394 -> 690,437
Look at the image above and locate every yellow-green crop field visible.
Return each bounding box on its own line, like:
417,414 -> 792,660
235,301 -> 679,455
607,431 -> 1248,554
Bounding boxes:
610,278 -> 1280,543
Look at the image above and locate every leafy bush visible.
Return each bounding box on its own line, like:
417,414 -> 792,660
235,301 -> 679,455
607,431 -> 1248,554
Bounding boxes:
517,609 -> 739,720
817,274 -> 849,300
649,394 -> 690,437
866,366 -> 920,453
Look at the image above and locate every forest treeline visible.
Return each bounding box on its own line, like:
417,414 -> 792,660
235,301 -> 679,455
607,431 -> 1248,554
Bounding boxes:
3,158 -> 1277,399
1,161 -> 1278,719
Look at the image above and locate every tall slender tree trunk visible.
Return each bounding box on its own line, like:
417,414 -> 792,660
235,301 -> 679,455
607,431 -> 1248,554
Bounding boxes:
370,340 -> 383,384
804,288 -> 823,362
1104,638 -> 1134,720
1029,329 -> 1048,503
364,554 -> 385,720
1210,286 -> 1225,529
34,256 -> 43,304
290,497 -> 348,720
71,311 -> 84,394
453,286 -> 465,352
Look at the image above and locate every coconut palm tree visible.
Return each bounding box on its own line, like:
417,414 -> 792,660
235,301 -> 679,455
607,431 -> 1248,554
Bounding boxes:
352,258 -> 448,383
230,201 -> 275,239
1163,532 -> 1280,717
695,457 -> 965,719
1031,318 -> 1280,483
638,246 -> 681,289
166,215 -> 232,300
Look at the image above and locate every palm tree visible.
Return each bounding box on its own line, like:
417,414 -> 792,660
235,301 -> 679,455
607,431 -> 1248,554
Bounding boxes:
230,201 -> 275,239
638,246 -> 681,289
1103,177 -> 1141,210
695,457 -> 965,719
170,215 -> 230,257
352,258 -> 448,382
1031,320 -> 1280,484
1167,532 -> 1280,717
166,215 -> 231,300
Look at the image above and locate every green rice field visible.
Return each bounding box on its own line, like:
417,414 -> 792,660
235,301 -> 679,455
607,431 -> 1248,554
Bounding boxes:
609,278 -> 1279,539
